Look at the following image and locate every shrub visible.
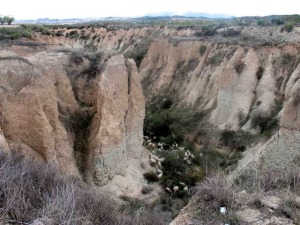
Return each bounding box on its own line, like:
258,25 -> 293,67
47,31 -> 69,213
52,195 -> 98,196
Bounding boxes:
0,27 -> 32,40
70,50 -> 84,64
0,152 -> 170,225
284,21 -> 294,32
21,25 -> 53,36
143,172 -> 159,183
223,29 -> 241,37
199,45 -> 207,56
68,50 -> 102,78
141,185 -> 153,194
257,20 -> 266,26
220,130 -> 255,151
186,166 -> 205,185
255,169 -> 300,192
196,173 -> 236,211
158,150 -> 204,188
234,62 -> 245,74
201,26 -> 217,36
124,38 -> 151,68
207,54 -> 223,65
68,30 -> 79,39
256,65 -> 264,80
271,18 -> 284,25
194,31 -> 202,37
281,53 -> 295,65
252,101 -> 282,134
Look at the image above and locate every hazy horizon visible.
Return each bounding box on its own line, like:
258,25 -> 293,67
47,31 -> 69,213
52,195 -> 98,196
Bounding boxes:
1,0 -> 300,20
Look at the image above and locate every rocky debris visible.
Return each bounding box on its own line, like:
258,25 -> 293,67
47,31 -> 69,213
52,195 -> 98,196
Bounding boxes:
171,186 -> 300,225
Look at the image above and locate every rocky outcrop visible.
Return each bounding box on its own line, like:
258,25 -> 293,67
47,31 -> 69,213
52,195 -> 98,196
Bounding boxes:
0,48 -> 145,186
141,40 -> 300,131
87,55 -> 145,186
140,38 -> 300,183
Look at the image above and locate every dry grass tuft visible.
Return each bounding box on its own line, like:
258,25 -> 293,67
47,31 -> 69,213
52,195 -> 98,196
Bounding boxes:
0,151 -> 170,225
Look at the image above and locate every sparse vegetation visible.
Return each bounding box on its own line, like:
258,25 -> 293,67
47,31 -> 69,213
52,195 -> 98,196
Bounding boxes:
220,130 -> 256,151
21,24 -> 53,36
0,27 -> 32,40
251,101 -> 282,135
190,169 -> 300,224
124,38 -> 151,68
68,49 -> 103,78
192,174 -> 239,224
207,53 -> 224,65
222,28 -> 241,37
0,152 -> 170,225
67,30 -> 80,39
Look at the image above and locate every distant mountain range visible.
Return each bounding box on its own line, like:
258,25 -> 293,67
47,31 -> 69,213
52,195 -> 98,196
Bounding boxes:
145,12 -> 233,19
15,12 -> 233,24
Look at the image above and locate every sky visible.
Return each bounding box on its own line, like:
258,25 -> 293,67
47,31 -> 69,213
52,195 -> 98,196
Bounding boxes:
1,0 -> 300,20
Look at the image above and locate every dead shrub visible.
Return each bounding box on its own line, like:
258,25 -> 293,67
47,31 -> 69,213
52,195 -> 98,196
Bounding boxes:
196,173 -> 236,211
0,151 -> 170,225
255,169 -> 300,192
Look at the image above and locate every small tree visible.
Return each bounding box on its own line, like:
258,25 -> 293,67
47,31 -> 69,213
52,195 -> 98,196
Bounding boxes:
0,17 -> 5,25
6,16 -> 15,25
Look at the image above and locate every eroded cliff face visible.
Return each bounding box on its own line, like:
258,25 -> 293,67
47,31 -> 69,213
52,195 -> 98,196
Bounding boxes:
0,47 -> 145,186
140,38 -> 300,178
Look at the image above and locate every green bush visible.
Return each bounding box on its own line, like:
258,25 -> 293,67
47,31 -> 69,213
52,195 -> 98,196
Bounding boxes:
68,30 -> 79,39
251,114 -> 278,135
207,54 -> 223,65
199,45 -> 207,56
220,130 -> 256,151
202,26 -> 217,36
271,18 -> 284,25
284,21 -> 294,32
143,172 -> 159,183
21,25 -> 53,36
257,20 -> 266,26
0,27 -> 32,40
251,101 -> 281,135
144,95 -> 206,149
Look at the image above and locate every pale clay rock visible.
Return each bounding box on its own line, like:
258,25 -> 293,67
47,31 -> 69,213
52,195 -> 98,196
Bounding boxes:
0,51 -> 145,186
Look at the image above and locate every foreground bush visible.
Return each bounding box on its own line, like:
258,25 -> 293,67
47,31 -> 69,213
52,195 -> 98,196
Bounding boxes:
0,27 -> 32,40
0,152 -> 170,225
